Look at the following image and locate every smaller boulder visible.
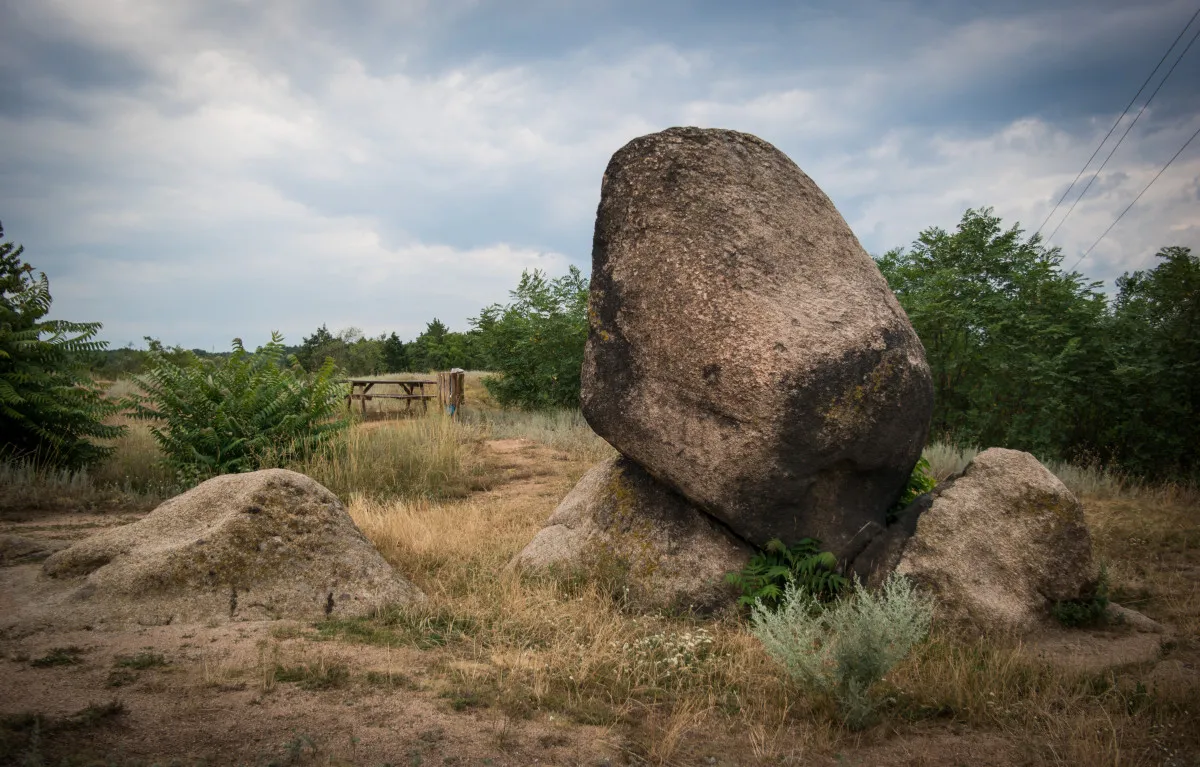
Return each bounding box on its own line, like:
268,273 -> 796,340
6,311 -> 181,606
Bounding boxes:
893,448 -> 1096,634
1106,603 -> 1167,634
510,456 -> 752,613
0,534 -> 70,565
43,469 -> 423,623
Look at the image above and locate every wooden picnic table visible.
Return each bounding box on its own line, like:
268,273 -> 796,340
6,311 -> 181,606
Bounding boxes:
344,378 -> 437,415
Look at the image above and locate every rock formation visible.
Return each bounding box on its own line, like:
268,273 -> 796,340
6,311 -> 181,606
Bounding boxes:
512,456 -> 751,613
852,448 -> 1098,633
514,126 -> 934,609
43,469 -> 423,624
581,126 -> 933,556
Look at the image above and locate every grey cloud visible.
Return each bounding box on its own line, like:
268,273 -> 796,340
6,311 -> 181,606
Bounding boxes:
2,0 -> 1198,348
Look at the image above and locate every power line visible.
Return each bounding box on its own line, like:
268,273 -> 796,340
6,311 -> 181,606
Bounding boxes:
1067,120 -> 1200,272
1034,3 -> 1200,240
1045,18 -> 1200,245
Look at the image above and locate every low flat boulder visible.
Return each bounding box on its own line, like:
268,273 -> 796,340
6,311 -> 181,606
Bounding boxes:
510,456 -> 751,614
0,534 -> 70,565
893,448 -> 1096,634
42,469 -> 423,624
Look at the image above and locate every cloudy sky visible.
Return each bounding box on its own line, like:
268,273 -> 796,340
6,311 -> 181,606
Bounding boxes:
2,0 -> 1198,351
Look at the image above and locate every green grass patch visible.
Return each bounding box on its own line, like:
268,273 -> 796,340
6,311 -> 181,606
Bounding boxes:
316,607 -> 477,650
105,669 -> 138,688
364,670 -> 420,690
273,661 -> 350,691
113,651 -> 168,669
30,646 -> 86,667
0,700 -> 126,763
439,688 -> 488,712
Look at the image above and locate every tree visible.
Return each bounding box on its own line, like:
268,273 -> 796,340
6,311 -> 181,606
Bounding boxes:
0,222 -> 123,469
339,328 -> 384,376
295,325 -> 338,372
875,208 -> 1108,458
1101,246 -> 1199,478
471,266 -> 589,409
382,332 -> 410,373
408,319 -> 480,371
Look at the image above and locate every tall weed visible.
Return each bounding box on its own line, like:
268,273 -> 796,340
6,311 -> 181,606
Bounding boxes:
750,573 -> 934,729
295,416 -> 485,501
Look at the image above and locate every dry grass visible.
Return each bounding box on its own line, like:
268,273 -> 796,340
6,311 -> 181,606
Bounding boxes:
0,415 -> 174,512
1087,497 -> 1200,639
4,378 -> 1198,763
90,416 -> 175,494
102,378 -> 143,402
883,626 -> 1200,765
329,429 -> 1200,763
345,490 -> 818,758
465,408 -> 616,463
294,414 -> 491,501
1,409 -> 489,512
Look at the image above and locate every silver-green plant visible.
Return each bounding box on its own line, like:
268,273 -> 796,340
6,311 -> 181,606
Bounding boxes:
750,572 -> 934,729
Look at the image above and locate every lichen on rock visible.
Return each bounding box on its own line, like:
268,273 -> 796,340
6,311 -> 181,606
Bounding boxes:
42,469 -> 423,624
510,456 -> 751,614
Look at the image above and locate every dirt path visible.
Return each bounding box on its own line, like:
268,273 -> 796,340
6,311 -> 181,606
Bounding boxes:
0,440 -> 618,767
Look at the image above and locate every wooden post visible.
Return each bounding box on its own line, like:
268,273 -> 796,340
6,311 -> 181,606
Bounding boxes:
439,370 -> 465,419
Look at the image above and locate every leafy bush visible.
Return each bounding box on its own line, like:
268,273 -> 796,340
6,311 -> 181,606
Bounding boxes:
471,267 -> 588,409
126,333 -> 348,485
888,456 -> 937,522
725,538 -> 849,610
1051,565 -> 1111,628
0,223 -> 123,469
751,573 -> 934,729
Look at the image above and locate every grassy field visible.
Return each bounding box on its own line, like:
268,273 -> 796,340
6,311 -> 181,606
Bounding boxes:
1,380 -> 1198,765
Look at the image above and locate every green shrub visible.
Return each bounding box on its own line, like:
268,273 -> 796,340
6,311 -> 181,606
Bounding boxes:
1051,565 -> 1111,628
0,223 -> 123,469
126,333 -> 349,485
888,456 -> 938,522
725,538 -> 849,610
471,267 -> 588,409
750,573 -> 934,730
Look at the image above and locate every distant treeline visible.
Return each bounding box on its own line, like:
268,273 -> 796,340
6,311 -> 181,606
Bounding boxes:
89,319 -> 485,378
89,267 -> 590,411
85,206 -> 1198,481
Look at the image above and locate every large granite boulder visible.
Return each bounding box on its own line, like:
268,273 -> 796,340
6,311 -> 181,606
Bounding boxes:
891,448 -> 1097,633
43,469 -> 424,624
581,126 -> 933,555
510,456 -> 752,614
